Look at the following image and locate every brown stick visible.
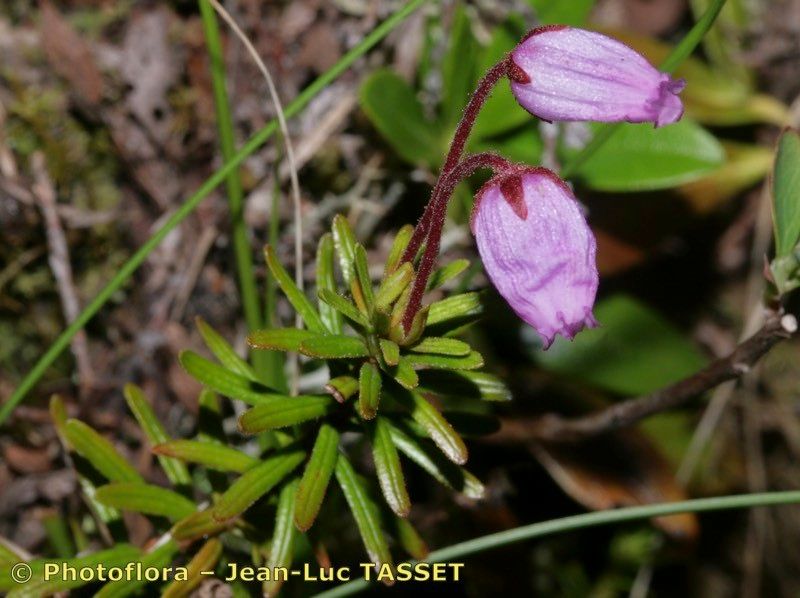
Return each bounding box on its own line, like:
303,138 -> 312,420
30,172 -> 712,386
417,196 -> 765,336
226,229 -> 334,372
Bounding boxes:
529,313 -> 796,443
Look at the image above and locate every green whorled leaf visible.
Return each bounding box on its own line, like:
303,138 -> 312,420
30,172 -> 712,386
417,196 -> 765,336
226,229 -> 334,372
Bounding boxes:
537,294 -> 707,395
238,396 -> 332,434
247,328 -> 320,352
295,424 -> 339,531
409,337 -> 471,356
153,440 -> 258,473
359,69 -> 441,167
380,339 -> 400,366
419,370 -> 512,402
563,120 -> 725,192
197,389 -> 226,444
325,375 -> 359,403
353,245 -> 375,312
425,292 -> 482,327
393,517 -> 429,560
386,420 -> 484,499
426,259 -> 470,291
445,410 -> 502,437
317,233 -> 344,334
772,129 -> 800,259
334,453 -> 393,571
264,245 -> 326,334
264,480 -> 299,597
358,362 -> 382,420
298,335 -> 369,359
318,289 -> 370,327
384,225 -> 414,276
2,545 -> 141,596
404,351 -> 484,371
391,388 -> 468,465
196,317 -> 257,381
370,417 -> 410,517
332,215 -> 358,285
375,262 -> 414,311
528,0 -> 594,26
161,538 -> 222,598
63,420 -> 143,484
95,483 -> 196,521
123,384 -> 190,486
180,350 -> 284,405
212,449 -> 305,522
391,357 -> 419,390
171,509 -> 230,542
94,539 -> 178,598
441,4 -> 478,127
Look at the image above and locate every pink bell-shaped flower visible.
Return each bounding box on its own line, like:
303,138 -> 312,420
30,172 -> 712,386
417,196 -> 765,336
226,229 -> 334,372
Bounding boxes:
471,167 -> 598,348
508,26 -> 685,127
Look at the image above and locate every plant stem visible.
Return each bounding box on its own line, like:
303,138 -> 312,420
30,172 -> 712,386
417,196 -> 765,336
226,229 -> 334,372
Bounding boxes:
0,0 -> 429,427
313,490 -> 800,597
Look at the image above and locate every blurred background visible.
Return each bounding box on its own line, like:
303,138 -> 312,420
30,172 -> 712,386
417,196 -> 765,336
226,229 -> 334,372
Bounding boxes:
2,0 -> 800,595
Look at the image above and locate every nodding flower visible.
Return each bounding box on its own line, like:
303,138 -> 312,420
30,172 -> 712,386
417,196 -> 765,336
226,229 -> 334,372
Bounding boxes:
508,26 -> 685,127
470,167 -> 599,349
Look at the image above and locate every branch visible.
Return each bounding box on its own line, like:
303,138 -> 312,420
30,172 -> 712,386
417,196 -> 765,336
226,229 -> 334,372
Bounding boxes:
529,313 -> 797,443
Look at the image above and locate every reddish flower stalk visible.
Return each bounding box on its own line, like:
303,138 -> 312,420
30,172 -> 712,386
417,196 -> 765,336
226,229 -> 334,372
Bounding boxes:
401,152 -> 516,331
401,58 -> 511,266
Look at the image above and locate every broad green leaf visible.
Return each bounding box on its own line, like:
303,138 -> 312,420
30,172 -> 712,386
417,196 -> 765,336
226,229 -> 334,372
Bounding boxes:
384,225 -> 414,276
386,420 -> 484,499
295,424 -> 339,531
180,351 -> 284,405
298,335 -> 369,359
537,294 -> 707,395
124,384 -> 190,486
426,292 -> 482,327
264,480 -> 299,597
359,69 -> 441,167
393,517 -> 429,560
318,289 -> 370,327
238,396 -> 332,434
370,417 -> 410,516
63,420 -> 143,484
3,545 -> 141,596
172,509 -> 230,542
95,483 -> 196,521
325,375 -> 359,403
212,449 -> 305,522
441,5 -> 478,127
264,245 -> 326,334
404,351 -> 484,371
427,259 -> 470,291
564,120 -> 725,191
316,233 -> 344,334
419,370 -> 512,402
379,339 -> 400,366
391,357 -> 419,390
247,328 -> 320,352
375,263 -> 414,311
772,129 -> 800,258
332,215 -> 358,285
162,539 -> 222,598
409,337 -> 471,356
154,440 -> 257,473
196,317 -> 257,381
358,362 -> 382,420
335,453 -> 393,571
94,539 -> 178,598
353,245 -> 375,312
391,388 -> 468,465
528,0 -> 595,25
